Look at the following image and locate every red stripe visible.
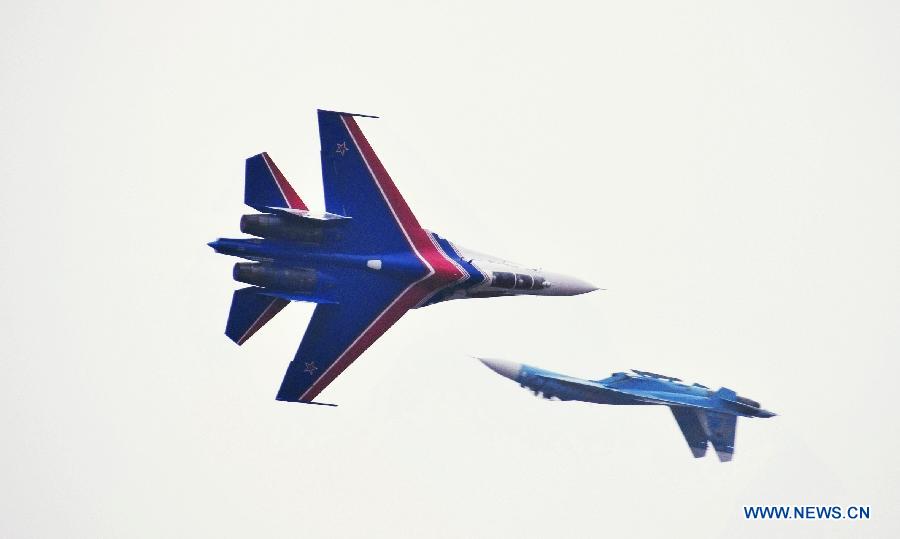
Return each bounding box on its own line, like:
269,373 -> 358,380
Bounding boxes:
298,116 -> 467,400
342,117 -> 462,282
299,280 -> 436,400
262,152 -> 307,210
237,298 -> 288,345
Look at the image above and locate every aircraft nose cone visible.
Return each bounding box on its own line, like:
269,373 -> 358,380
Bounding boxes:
478,357 -> 523,381
541,272 -> 600,296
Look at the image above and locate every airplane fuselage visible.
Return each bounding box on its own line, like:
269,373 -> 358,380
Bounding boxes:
482,359 -> 774,419
478,358 -> 775,461
210,222 -> 596,308
210,110 -> 600,404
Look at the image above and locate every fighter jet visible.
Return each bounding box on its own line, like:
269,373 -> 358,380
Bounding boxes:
208,110 -> 597,404
479,358 -> 775,461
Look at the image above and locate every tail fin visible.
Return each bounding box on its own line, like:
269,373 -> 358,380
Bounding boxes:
245,152 -> 307,211
225,287 -> 290,345
671,408 -> 737,462
701,411 -> 737,462
671,408 -> 709,458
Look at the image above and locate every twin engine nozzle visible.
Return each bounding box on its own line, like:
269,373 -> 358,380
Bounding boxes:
240,214 -> 324,244
233,262 -> 317,292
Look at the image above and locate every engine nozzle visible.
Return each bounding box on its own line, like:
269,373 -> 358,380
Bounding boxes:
233,262 -> 317,292
240,214 -> 324,243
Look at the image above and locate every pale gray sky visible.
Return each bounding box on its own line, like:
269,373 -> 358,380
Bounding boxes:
2,1 -> 899,537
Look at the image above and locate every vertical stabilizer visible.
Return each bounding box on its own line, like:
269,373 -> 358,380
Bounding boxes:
245,152 -> 307,211
671,408 -> 709,458
699,410 -> 737,462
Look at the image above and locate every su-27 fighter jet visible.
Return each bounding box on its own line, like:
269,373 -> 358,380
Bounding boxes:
479,358 -> 775,461
208,110 -> 598,404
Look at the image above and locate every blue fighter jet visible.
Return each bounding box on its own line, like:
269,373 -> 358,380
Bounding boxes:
208,110 -> 597,404
479,358 -> 775,461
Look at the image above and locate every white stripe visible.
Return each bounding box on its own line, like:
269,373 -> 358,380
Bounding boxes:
445,238 -> 489,286
416,232 -> 469,307
339,117 -> 434,277
428,232 -> 468,283
298,119 -> 437,400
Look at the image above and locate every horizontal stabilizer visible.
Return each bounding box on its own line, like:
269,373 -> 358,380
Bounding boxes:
225,287 -> 289,345
245,152 -> 307,211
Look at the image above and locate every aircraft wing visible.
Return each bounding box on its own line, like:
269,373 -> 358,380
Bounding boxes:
274,111 -> 465,403
529,373 -> 710,408
525,373 -> 658,405
275,268 -> 436,403
317,110 -> 434,255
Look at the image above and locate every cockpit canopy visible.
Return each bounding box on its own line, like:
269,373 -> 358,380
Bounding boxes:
490,271 -> 549,291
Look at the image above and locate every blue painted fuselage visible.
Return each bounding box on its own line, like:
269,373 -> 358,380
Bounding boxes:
513,364 -> 773,417
479,358 -> 775,461
208,230 -> 488,307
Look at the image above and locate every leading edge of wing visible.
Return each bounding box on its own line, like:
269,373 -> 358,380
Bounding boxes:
317,109 -> 465,286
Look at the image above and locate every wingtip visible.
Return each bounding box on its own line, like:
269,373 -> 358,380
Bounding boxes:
317,108 -> 379,119
689,446 -> 707,459
302,400 -> 339,407
715,450 -> 734,463
275,398 -> 338,407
